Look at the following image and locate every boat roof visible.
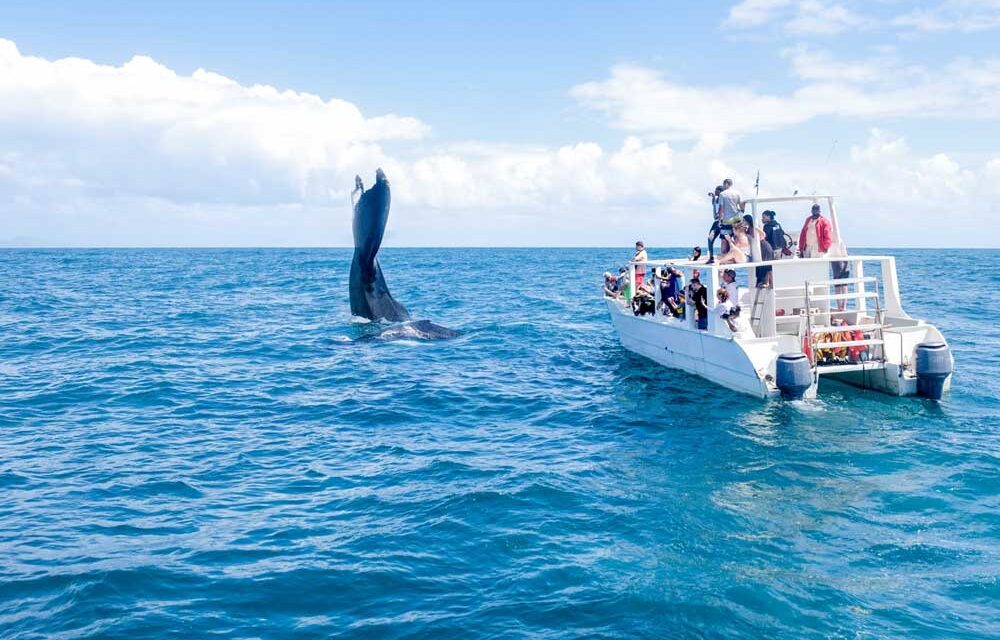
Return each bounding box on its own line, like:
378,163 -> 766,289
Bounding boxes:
745,194 -> 836,206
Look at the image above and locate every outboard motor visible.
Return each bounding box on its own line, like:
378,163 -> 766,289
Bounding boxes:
914,342 -> 952,400
776,352 -> 813,400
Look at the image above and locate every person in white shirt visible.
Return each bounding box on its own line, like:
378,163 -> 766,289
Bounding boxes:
712,288 -> 753,338
631,241 -> 648,289
722,269 -> 740,307
725,306 -> 754,339
712,287 -> 734,318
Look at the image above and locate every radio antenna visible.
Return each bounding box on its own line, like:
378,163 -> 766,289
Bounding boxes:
813,139 -> 837,195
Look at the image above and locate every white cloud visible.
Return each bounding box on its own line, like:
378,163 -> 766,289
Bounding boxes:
725,0 -> 870,34
570,51 -> 1000,140
725,0 -> 795,27
727,0 -> 1000,36
782,45 -> 882,83
0,38 -> 996,247
0,38 -> 428,208
892,1 -> 1000,33
719,129 -> 990,247
785,0 -> 870,34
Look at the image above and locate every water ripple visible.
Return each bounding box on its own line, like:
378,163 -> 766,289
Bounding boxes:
0,247 -> 997,638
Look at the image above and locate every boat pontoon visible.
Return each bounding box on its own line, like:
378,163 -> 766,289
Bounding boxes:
605,195 -> 953,400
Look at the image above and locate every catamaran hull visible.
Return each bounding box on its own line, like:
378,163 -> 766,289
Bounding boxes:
606,299 -> 782,399
606,299 -> 952,400
822,364 -> 952,397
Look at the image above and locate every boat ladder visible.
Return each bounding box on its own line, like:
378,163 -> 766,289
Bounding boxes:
749,286 -> 767,335
802,278 -> 887,367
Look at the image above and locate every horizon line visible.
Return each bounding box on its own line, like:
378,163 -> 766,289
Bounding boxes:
1,245 -> 996,251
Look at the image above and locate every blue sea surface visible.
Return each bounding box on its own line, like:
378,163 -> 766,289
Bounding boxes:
1,247 -> 998,639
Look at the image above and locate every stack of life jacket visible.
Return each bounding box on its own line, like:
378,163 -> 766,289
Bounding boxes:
813,322 -> 869,363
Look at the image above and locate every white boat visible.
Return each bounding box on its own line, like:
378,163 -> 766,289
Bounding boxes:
605,195 -> 954,400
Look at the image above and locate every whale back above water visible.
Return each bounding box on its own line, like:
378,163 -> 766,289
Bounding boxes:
349,169 -> 410,323
354,320 -> 460,342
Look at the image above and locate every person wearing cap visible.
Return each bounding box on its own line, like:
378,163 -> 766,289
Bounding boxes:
686,277 -> 709,330
761,210 -> 789,258
799,204 -> 832,258
706,184 -> 724,263
603,272 -> 622,299
631,241 -> 648,289
721,269 -> 739,306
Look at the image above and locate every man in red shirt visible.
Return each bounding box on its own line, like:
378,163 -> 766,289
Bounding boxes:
798,203 -> 832,258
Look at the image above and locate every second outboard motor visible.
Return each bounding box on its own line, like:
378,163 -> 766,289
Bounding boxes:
915,342 -> 952,400
776,352 -> 813,400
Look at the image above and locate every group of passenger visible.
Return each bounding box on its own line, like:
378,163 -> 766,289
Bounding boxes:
707,177 -> 838,263
602,177 -> 850,336
613,263 -> 687,319
605,254 -> 753,338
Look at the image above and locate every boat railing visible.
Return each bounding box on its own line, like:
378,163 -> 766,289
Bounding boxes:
616,252 -> 904,354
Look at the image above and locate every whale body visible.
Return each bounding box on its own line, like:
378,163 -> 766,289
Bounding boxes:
349,169 -> 410,323
354,320 -> 460,342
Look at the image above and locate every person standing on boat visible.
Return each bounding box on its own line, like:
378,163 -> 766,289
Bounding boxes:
761,210 -> 790,258
632,241 -> 648,289
710,179 -> 742,264
722,269 -> 739,306
718,177 -> 744,220
706,185 -> 724,263
756,237 -> 774,288
798,204 -> 832,258
657,267 -> 685,317
686,277 -> 709,330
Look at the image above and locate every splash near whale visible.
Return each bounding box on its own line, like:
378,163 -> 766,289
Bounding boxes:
348,170 -> 456,340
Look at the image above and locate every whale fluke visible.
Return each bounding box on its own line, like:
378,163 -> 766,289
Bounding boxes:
349,169 -> 410,322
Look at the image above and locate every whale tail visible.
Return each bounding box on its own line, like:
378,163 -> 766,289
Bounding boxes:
349,252 -> 410,322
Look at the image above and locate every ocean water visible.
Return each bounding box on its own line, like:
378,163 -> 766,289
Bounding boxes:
1,247 -> 997,639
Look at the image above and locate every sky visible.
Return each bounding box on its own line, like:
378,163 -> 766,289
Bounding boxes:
1,0 -> 998,247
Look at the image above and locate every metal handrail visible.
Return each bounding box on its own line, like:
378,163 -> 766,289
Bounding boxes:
812,323 -> 883,332
813,339 -> 884,348
776,291 -> 878,302
772,277 -> 877,291
804,280 -> 815,364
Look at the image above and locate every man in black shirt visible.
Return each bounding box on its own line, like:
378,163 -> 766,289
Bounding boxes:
686,277 -> 709,330
756,239 -> 774,288
761,210 -> 789,257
